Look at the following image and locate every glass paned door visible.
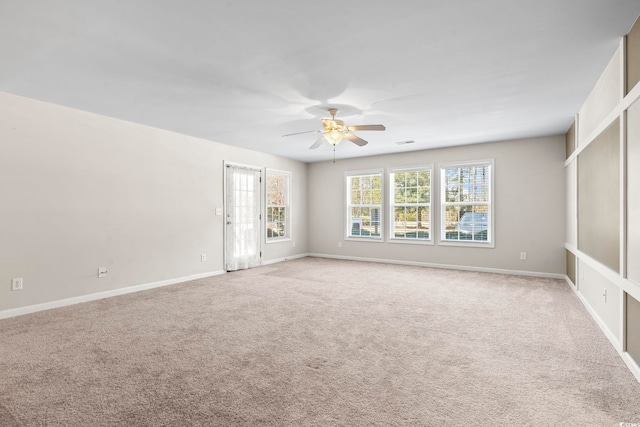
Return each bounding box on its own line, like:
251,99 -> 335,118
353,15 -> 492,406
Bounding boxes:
224,163 -> 262,271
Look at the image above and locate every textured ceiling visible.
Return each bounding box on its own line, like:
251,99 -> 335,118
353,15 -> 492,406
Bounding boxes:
1,1 -> 639,162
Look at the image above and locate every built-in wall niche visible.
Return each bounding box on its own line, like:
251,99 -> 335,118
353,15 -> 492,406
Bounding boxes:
578,118 -> 620,273
628,99 -> 640,285
627,293 -> 640,365
626,16 -> 640,95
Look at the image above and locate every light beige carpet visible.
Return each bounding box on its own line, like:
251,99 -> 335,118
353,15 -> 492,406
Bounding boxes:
1,257 -> 640,426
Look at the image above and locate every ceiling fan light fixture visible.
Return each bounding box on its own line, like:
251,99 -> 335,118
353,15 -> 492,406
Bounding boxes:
283,108 -> 385,151
324,129 -> 345,146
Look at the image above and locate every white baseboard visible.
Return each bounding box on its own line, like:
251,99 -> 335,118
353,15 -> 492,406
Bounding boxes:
307,253 -> 566,279
567,278 -> 621,348
622,352 -> 640,383
262,253 -> 310,266
0,270 -> 226,320
564,275 -> 640,383
564,275 -> 577,289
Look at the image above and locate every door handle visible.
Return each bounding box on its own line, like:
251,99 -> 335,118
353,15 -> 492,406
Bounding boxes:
227,221 -> 232,225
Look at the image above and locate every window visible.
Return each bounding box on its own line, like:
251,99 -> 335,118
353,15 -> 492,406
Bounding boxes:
346,170 -> 383,239
440,161 -> 493,245
266,169 -> 290,241
389,166 -> 432,242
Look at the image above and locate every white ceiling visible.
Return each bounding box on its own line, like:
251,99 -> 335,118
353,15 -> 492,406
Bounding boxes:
1,1 -> 639,163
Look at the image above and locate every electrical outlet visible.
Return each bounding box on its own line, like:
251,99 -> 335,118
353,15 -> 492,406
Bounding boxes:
602,288 -> 607,303
338,242 -> 342,248
292,241 -> 296,248
11,278 -> 23,291
201,253 -> 207,262
97,267 -> 108,278
520,252 -> 527,260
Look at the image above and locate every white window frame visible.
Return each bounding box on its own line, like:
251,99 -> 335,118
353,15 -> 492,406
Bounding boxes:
388,165 -> 433,244
439,160 -> 494,248
265,169 -> 291,243
345,169 -> 384,241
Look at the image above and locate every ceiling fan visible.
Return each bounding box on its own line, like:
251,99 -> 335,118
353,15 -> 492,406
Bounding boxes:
283,108 -> 386,150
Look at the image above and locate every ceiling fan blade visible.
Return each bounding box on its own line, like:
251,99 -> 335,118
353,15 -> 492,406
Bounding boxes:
347,124 -> 386,131
345,133 -> 368,147
282,130 -> 320,137
309,136 -> 325,150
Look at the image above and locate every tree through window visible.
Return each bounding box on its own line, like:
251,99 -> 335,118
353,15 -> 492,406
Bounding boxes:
440,161 -> 492,244
389,167 -> 432,241
266,170 -> 290,241
346,170 -> 383,239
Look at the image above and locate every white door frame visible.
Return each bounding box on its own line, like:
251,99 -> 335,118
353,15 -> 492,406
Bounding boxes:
223,161 -> 263,271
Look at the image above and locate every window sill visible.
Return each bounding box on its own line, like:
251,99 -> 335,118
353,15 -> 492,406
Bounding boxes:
266,237 -> 291,244
388,238 -> 434,246
438,240 -> 495,249
345,237 -> 384,243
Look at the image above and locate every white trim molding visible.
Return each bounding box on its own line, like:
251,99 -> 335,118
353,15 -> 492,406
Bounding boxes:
0,270 -> 225,320
564,275 -> 640,383
261,253 -> 310,266
308,253 -> 565,279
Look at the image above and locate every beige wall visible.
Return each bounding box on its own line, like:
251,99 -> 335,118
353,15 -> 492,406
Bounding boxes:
577,119 -> 620,272
627,293 -> 640,364
308,136 -> 566,275
0,92 -> 308,312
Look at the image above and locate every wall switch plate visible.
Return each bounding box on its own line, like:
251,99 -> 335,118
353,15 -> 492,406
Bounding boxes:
338,242 -> 342,248
215,207 -> 222,216
201,253 -> 207,262
520,252 -> 527,260
11,278 -> 23,291
98,267 -> 108,278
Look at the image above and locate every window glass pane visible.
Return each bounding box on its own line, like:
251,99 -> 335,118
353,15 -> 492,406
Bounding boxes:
473,167 -> 490,202
418,206 -> 429,238
366,207 -> 382,237
372,175 -> 381,190
419,188 -> 430,203
389,167 -> 431,241
348,171 -> 383,239
406,171 -> 418,187
444,169 -> 460,202
352,207 -> 380,237
441,162 -> 491,243
418,171 -> 429,188
362,188 -> 371,204
404,206 -> 417,236
444,205 -> 461,240
405,187 -> 417,203
468,206 -> 489,241
351,190 -> 361,205
266,171 -> 290,240
393,206 -> 407,238
351,176 -> 360,191
371,189 -> 382,204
